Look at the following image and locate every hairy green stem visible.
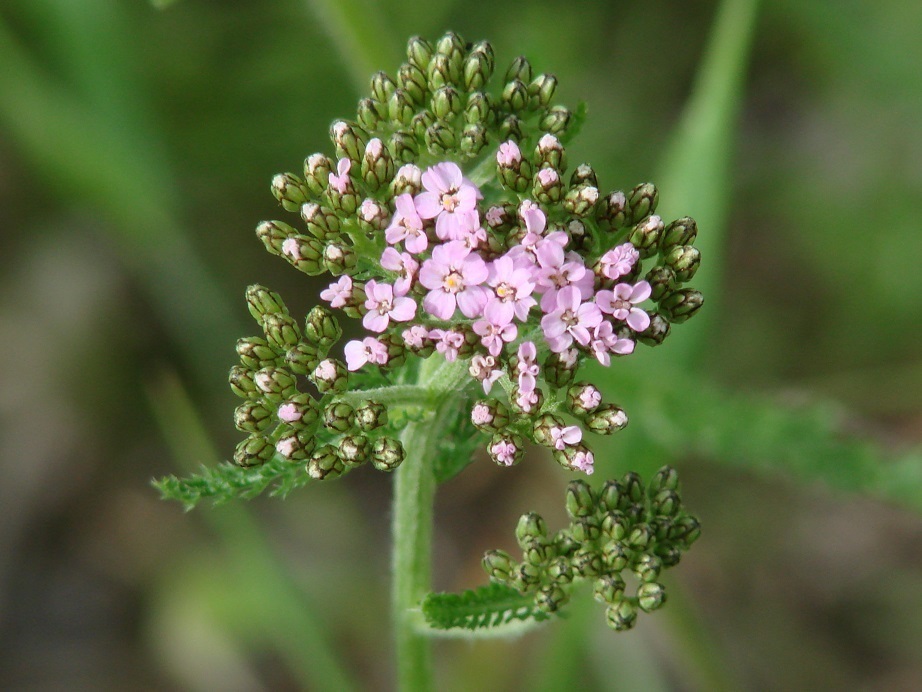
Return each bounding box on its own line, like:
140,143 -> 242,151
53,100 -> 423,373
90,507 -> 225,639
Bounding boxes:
392,355 -> 469,690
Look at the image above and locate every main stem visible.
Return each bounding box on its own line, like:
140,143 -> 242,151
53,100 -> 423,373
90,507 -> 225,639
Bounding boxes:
392,355 -> 469,691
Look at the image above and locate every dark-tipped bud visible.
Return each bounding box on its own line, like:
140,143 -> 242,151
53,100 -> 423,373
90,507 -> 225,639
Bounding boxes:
371,70 -> 397,102
566,382 -> 603,416
307,444 -> 345,480
310,358 -> 348,394
431,85 -> 463,121
371,436 -> 405,471
633,553 -> 663,583
237,337 -> 279,370
596,190 -> 628,229
285,342 -> 321,375
536,584 -> 568,613
229,365 -> 259,399
626,183 -> 659,225
540,106 -> 572,136
664,245 -> 701,283
253,366 -> 298,403
387,88 -> 416,126
245,284 -> 288,322
234,434 -> 275,467
565,480 -> 595,519
543,350 -> 578,389
303,154 -> 333,196
529,73 -> 558,108
606,600 -> 637,631
361,137 -> 395,191
406,36 -> 433,71
397,63 -> 427,105
637,582 -> 667,613
585,404 -> 628,435
483,549 -> 515,582
660,216 -> 698,251
629,214 -> 664,259
593,575 -> 626,605
234,400 -> 274,433
322,401 -> 355,433
354,400 -> 387,432
262,312 -> 301,351
463,48 -> 493,91
471,398 -> 510,433
270,173 -> 309,212
304,305 -> 342,349
638,313 -> 671,346
338,434 -> 371,467
659,288 -> 704,323
564,184 -> 600,217
502,79 -> 529,113
645,266 -> 676,302
516,512 -> 548,548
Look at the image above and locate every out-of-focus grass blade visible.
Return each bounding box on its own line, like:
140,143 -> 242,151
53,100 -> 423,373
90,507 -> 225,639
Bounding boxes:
654,0 -> 761,366
147,370 -> 359,692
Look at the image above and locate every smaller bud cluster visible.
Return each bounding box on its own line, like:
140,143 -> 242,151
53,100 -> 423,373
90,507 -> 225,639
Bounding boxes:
229,284 -> 406,480
481,466 -> 700,630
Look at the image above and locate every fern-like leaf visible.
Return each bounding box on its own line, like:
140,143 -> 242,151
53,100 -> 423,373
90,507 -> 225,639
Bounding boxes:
421,582 -> 552,632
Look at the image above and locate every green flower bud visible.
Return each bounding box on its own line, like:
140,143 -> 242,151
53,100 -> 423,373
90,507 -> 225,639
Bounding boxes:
299,202 -> 335,240
330,120 -> 366,163
234,400 -> 274,433
460,123 -> 488,157
573,549 -> 603,578
237,336 -> 279,370
533,166 -> 564,203
650,466 -> 680,493
499,114 -> 525,143
397,63 -> 428,105
564,219 -> 593,254
542,350 -> 577,389
357,97 -> 383,131
426,53 -> 454,90
504,55 -> 532,84
566,382 -> 603,416
471,398 -> 510,433
371,436 -> 405,471
670,515 -> 702,546
659,288 -> 704,323
536,584 -> 568,613
564,183 -> 599,217
338,434 -> 371,467
622,472 -> 645,504
660,216 -> 697,251
285,342 -> 321,375
664,245 -> 701,283
637,313 -> 671,346
629,214 -> 664,259
483,549 -> 515,582
361,138 -> 395,191
406,36 -> 433,71
602,540 -> 629,572
303,305 -> 341,349
277,395 -> 319,429
540,105 -> 572,136
323,242 -> 357,276
656,544 -> 682,568
596,190 -> 628,230
253,366 -> 298,402
410,109 -> 434,139
310,358 -> 348,394
548,556 -> 574,584
597,479 -> 623,513
275,432 -> 310,461
652,489 -> 681,518
424,122 -> 457,155
606,600 -> 637,631
435,31 -> 464,77
391,162 -> 423,197
229,365 -> 259,399
529,73 -> 557,108
600,511 -> 629,542
633,553 -> 663,583
627,523 -> 653,552
270,173 -> 309,212
594,575 -> 626,605
307,444 -> 345,480
516,512 -> 549,548
645,265 -> 676,301
555,532 -> 580,557
524,541 -> 553,568
487,433 -> 525,467
387,88 -> 416,126
261,312 -> 301,351
245,284 -> 287,322
463,49 -> 493,91
465,91 -> 495,126
637,581 -> 667,613
326,180 -> 359,215
532,413 -> 566,448
255,219 -> 296,255
376,333 -> 407,368
568,163 -> 597,188
354,400 -> 387,432
585,404 -> 628,435
322,401 -> 355,433
565,480 -> 595,519
626,182 -> 659,225
303,153 -> 333,196
431,85 -> 463,121
502,79 -> 529,113
469,41 -> 495,78
371,70 -> 397,103
234,434 -> 275,467
571,516 -> 601,543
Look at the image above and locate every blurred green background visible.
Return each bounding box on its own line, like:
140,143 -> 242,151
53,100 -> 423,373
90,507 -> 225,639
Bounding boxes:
1,0 -> 920,689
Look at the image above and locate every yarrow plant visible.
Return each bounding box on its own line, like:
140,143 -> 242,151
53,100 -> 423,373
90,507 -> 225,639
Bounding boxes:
156,32 -> 704,689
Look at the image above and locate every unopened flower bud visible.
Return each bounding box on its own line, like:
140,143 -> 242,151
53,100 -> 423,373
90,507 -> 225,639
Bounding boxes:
660,216 -> 698,251
483,549 -> 515,582
236,337 -> 279,370
659,288 -> 704,323
322,242 -> 357,275
465,91 -> 495,125
645,266 -> 676,302
629,214 -> 664,259
606,600 -> 637,631
664,245 -> 701,283
540,105 -> 572,136
536,584 -> 568,613
304,305 -> 342,348
573,549 -> 603,578
670,516 -> 702,546
564,183 -> 599,217
397,62 -> 427,105
234,400 -> 274,433
516,512 -> 549,548
431,85 -> 463,121
376,333 -> 407,368
299,202 -> 335,240
253,366 -> 297,402
361,137 -> 395,191
276,433 -> 310,461
627,523 -> 652,551
424,122 -> 457,155
330,120 -> 366,163
463,49 -> 493,91
261,312 -> 301,351
487,433 -> 524,467
229,365 -> 259,399
513,562 -> 543,590
354,400 -> 387,431
271,173 -> 309,212
307,444 -> 345,480
234,434 -> 275,467
597,479 -> 623,513
634,553 -> 663,583
602,540 -> 629,572
406,36 -> 433,71
357,198 -> 389,232
502,79 -> 529,113
548,556 -> 574,584
322,401 -> 355,433
626,182 -> 659,225
303,153 -> 333,196
571,515 -> 601,543
504,55 -> 532,84
600,511 -> 629,542
535,134 -> 565,169
593,575 -> 626,605
471,399 -> 510,433
637,313 -> 671,346
357,97 -> 383,130
245,284 -> 287,322
567,382 -> 603,416
387,88 -> 416,126
565,480 -> 595,518
310,358 -> 348,394
277,395 -> 319,429
371,436 -> 405,471
391,163 -> 423,197
585,404 -> 628,435
637,581 -> 667,613
650,465 -> 680,493
427,53 -> 454,90
543,350 -> 577,389
460,123 -> 488,156
283,342 -> 320,375
596,190 -> 628,229
338,434 -> 371,467
532,413 -> 566,448
533,166 -> 563,203
529,73 -> 557,108
371,70 -> 397,103
499,114 -> 525,143
435,31 -> 464,80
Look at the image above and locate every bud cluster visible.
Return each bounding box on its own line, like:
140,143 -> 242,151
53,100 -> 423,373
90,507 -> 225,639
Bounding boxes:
482,466 -> 700,630
229,284 -> 405,479
235,33 -> 704,481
